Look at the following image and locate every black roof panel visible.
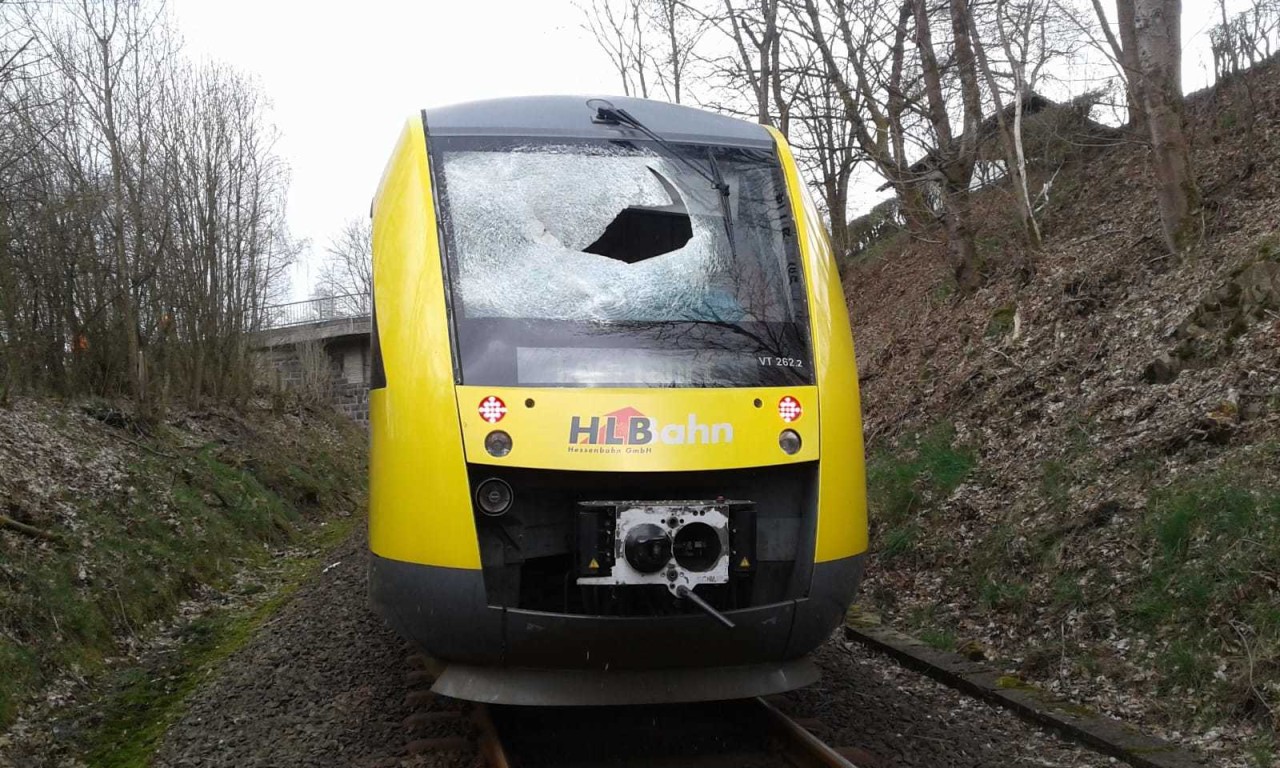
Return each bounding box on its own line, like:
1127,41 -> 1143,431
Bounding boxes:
422,95 -> 774,148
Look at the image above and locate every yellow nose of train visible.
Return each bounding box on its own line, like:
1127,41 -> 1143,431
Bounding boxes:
367,95 -> 868,705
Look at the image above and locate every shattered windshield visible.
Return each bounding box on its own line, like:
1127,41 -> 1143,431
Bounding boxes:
432,136 -> 812,388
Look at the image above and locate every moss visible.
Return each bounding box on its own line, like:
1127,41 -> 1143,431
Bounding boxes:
844,605 -> 883,628
996,675 -> 1099,718
996,674 -> 1032,690
985,304 -> 1017,338
82,515 -> 357,767
1043,699 -> 1097,719
1256,232 -> 1280,262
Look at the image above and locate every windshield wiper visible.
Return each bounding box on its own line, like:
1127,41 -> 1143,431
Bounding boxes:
590,100 -> 739,264
705,148 -> 737,264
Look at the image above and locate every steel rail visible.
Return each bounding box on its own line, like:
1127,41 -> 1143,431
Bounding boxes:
413,650 -> 863,768
473,704 -> 513,768
755,696 -> 863,768
471,697 -> 865,768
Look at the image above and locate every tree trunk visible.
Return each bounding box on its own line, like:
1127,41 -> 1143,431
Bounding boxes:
1116,0 -> 1147,134
892,181 -> 932,233
968,10 -> 1041,250
98,34 -> 149,414
664,1 -> 682,103
941,183 -> 983,291
1134,0 -> 1200,253
825,181 -> 851,258
914,0 -> 984,289
1011,96 -> 1042,248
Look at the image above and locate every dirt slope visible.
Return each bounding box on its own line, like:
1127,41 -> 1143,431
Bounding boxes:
846,58 -> 1280,767
0,396 -> 367,762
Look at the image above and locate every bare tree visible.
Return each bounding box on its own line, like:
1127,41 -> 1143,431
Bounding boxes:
0,0 -> 294,407
912,0 -> 986,289
1134,0 -> 1200,253
796,0 -> 932,230
315,218 -> 372,317
1077,0 -> 1145,132
968,0 -> 1074,249
798,0 -> 987,288
706,0 -> 792,132
788,42 -> 861,256
581,0 -> 652,98
646,0 -> 710,103
1210,0 -> 1280,79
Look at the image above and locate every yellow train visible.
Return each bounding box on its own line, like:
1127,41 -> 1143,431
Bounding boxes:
368,96 -> 868,705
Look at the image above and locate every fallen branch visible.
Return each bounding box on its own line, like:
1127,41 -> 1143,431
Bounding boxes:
0,514 -> 63,543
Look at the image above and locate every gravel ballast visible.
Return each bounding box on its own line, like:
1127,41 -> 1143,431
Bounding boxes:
153,531 -> 414,768
151,526 -> 1127,767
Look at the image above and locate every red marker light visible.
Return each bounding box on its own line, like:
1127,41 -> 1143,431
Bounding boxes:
778,396 -> 802,423
478,396 -> 508,424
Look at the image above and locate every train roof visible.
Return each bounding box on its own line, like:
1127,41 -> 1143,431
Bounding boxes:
422,95 -> 775,149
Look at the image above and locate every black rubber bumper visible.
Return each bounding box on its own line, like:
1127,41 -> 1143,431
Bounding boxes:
369,552 -> 863,670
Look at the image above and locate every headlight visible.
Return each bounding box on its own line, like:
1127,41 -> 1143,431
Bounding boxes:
485,430 -> 512,457
779,429 -> 802,455
673,522 -> 722,572
623,523 -> 672,573
475,478 -> 513,517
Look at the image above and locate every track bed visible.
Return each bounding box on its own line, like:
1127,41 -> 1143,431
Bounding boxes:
146,527 -> 1121,768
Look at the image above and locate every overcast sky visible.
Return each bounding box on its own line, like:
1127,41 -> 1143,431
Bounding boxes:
172,0 -> 1245,301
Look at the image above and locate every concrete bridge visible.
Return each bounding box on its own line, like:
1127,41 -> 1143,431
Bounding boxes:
256,294 -> 372,422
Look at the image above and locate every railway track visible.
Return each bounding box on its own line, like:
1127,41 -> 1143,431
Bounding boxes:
399,655 -> 870,768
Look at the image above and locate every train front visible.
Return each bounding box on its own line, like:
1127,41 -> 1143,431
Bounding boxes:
368,96 -> 868,705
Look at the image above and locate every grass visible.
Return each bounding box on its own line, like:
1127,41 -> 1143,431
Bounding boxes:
1255,232 -> 1280,262
0,404 -> 366,734
880,525 -> 917,560
1050,572 -> 1086,610
864,423 -> 975,568
1039,459 -> 1073,515
82,513 -> 357,767
866,422 -> 976,532
1246,735 -> 1276,768
1127,471 -> 1280,708
903,603 -> 959,652
844,228 -> 910,270
919,627 -> 958,652
865,419 -> 1279,759
978,577 -> 1029,612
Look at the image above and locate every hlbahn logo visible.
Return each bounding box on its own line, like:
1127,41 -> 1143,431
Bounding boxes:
568,407 -> 733,446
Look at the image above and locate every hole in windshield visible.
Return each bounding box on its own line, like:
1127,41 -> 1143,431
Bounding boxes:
582,169 -> 692,264
582,207 -> 692,264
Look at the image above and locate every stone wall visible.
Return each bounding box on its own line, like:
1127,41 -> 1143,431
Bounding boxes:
258,332 -> 371,424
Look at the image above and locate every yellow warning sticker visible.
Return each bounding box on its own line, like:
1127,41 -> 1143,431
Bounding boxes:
588,558 -> 599,570
739,556 -> 751,568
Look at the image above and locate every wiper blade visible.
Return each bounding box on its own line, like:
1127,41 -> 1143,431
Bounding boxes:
590,100 -> 739,263
591,101 -> 721,190
706,148 -> 738,263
